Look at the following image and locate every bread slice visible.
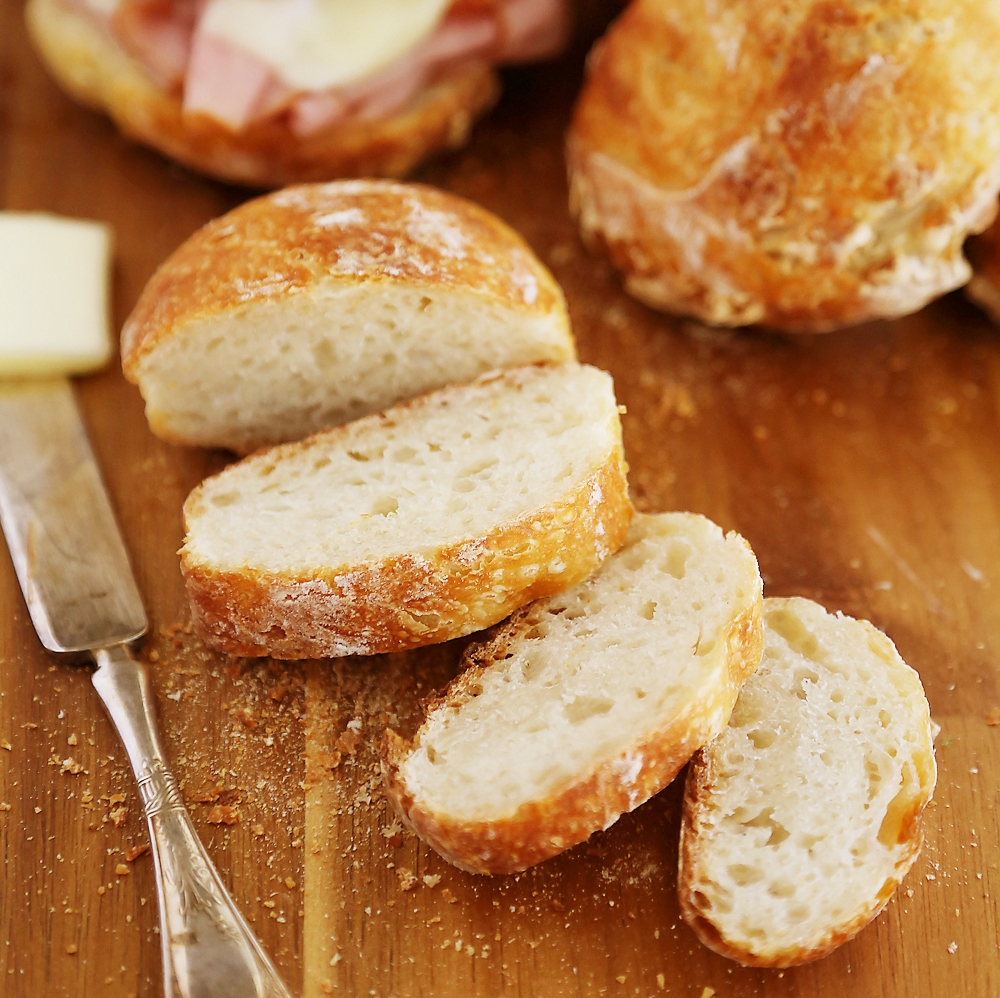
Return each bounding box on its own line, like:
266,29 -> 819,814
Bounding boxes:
26,0 -> 500,188
382,511 -> 764,874
678,597 -> 937,968
181,362 -> 632,659
122,180 -> 575,453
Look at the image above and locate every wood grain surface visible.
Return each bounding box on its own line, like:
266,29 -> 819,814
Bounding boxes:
2,2 -> 999,996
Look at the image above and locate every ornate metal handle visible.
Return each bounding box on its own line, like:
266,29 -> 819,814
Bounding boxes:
91,644 -> 293,998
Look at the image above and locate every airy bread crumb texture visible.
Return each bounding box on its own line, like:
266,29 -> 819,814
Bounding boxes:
679,597 -> 937,967
383,511 -> 763,873
182,362 -> 632,658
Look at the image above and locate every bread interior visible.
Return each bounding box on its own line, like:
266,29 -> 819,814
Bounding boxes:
685,597 -> 936,955
138,282 -> 573,451
184,363 -> 618,573
397,513 -> 760,822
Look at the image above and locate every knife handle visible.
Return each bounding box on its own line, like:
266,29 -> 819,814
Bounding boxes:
92,645 -> 293,998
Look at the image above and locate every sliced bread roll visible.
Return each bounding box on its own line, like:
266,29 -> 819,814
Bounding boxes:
679,597 -> 937,968
382,512 -> 764,874
181,362 -> 632,659
122,181 -> 575,452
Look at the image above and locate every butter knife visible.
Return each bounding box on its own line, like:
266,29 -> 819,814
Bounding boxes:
0,378 -> 292,998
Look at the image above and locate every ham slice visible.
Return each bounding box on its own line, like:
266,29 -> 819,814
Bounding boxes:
497,0 -> 568,62
111,0 -> 201,89
183,29 -> 277,130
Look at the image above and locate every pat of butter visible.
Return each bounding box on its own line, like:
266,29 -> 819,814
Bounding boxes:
200,0 -> 450,92
0,213 -> 113,377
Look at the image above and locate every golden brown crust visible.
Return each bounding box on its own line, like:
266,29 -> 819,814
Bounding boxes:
26,0 -> 500,188
677,748 -> 929,967
568,0 -> 1000,331
120,179 -> 569,381
181,439 -> 633,659
380,575 -> 763,874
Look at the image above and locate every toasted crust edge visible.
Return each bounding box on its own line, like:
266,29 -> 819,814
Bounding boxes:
677,602 -> 937,967
380,540 -> 763,874
181,438 -> 633,659
27,0 -> 500,188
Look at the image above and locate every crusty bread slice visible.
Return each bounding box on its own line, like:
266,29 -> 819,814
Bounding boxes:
678,597 -> 937,968
382,511 -> 763,874
181,362 -> 632,659
26,0 -> 500,188
122,181 -> 575,453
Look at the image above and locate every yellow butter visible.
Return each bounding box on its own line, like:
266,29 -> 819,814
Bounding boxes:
200,0 -> 451,92
0,213 -> 113,377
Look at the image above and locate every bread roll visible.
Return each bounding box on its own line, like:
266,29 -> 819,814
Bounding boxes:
382,512 -> 763,874
26,0 -> 500,187
181,363 -> 632,659
679,597 -> 937,966
122,181 -> 575,453
568,0 -> 1000,331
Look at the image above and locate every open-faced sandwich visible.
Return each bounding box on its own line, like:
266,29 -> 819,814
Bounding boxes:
27,0 -> 569,185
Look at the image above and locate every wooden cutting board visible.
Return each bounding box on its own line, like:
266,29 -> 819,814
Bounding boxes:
2,4 -> 998,996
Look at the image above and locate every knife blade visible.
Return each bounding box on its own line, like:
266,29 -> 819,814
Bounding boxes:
0,379 -> 146,651
0,377 -> 291,998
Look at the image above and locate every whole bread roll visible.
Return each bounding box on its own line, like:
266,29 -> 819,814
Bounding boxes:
26,0 -> 500,187
568,0 -> 1000,332
122,180 -> 575,453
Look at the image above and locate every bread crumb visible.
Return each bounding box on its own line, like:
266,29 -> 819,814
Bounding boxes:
615,975 -> 626,983
97,886 -> 105,896
0,740 -> 10,751
422,874 -> 441,888
109,806 -> 127,827
0,803 -> 10,811
207,805 -> 240,825
948,942 -> 958,954
67,733 -> 78,746
336,729 -> 361,756
115,864 -> 129,876
125,844 -> 150,862
701,989 -> 716,998
66,944 -> 78,955
285,877 -> 297,889
253,824 -> 265,836
441,888 -> 457,903
396,868 -> 418,891
656,973 -> 665,990
191,787 -> 222,804
381,821 -> 403,839
987,707 -> 1000,727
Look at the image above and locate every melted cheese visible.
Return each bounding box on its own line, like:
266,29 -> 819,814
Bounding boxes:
0,214 -> 112,377
199,0 -> 452,91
